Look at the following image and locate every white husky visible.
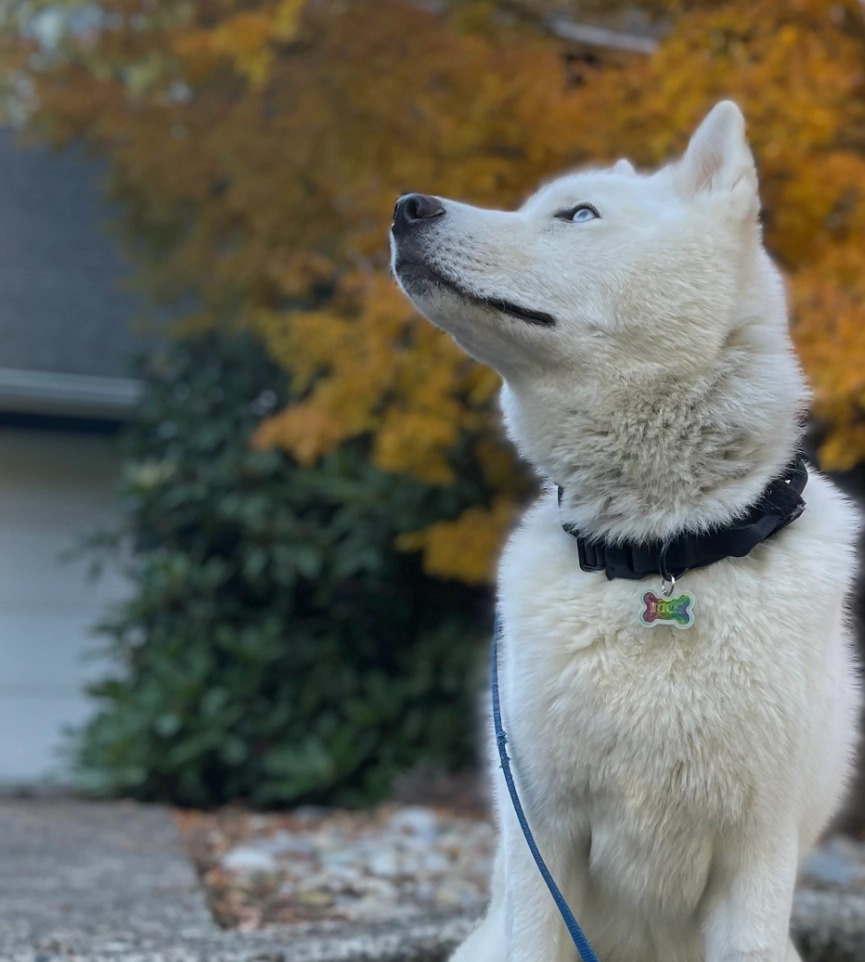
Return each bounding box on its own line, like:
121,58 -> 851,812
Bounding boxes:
390,101 -> 861,962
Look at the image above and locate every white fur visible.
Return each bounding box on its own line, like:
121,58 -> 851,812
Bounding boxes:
391,102 -> 861,962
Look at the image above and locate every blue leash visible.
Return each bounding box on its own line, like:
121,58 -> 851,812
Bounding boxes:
491,615 -> 601,962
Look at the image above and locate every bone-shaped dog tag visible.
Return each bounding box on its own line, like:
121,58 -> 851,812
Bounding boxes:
639,589 -> 696,629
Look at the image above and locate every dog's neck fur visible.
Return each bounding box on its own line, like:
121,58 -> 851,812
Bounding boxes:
501,313 -> 807,546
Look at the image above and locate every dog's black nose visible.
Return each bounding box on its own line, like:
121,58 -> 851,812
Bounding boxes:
392,193 -> 446,236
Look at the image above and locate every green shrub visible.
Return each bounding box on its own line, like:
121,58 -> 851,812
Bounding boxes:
73,332 -> 495,807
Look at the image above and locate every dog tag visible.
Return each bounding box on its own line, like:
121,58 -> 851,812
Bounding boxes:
639,589 -> 695,629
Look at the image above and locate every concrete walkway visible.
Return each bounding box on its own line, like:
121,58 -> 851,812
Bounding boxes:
1,797 -> 864,962
0,798 -> 476,962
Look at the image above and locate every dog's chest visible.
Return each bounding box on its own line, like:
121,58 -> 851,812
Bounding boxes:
505,616 -> 772,823
499,581 -> 800,913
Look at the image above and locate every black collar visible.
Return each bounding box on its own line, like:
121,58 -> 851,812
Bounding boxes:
557,456 -> 808,581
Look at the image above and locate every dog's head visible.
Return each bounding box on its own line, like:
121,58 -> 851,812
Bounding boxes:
391,101 -> 767,381
391,101 -> 806,539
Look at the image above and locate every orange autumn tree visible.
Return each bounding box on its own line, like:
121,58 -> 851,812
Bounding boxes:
9,0 -> 865,583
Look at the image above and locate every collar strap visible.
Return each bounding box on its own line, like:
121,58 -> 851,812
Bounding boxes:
558,456 -> 808,582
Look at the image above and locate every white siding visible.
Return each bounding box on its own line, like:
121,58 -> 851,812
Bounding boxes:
0,427 -> 127,783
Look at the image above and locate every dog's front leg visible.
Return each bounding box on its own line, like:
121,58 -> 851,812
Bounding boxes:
501,804 -> 579,962
703,828 -> 800,962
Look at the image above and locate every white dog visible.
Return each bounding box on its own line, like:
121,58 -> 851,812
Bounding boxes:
390,101 -> 861,962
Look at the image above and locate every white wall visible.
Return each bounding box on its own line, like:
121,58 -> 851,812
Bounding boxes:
0,427 -> 127,783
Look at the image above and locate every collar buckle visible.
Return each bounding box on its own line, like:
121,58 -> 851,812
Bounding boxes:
575,537 -> 605,574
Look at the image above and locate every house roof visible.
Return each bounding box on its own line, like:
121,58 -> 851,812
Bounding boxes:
0,127 -> 153,418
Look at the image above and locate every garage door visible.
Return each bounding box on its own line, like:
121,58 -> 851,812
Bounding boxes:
0,427 -> 127,784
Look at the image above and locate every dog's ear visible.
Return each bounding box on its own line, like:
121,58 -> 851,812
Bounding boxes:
612,158 -> 636,176
674,101 -> 758,215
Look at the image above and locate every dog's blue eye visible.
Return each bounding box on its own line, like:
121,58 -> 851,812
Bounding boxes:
555,203 -> 600,223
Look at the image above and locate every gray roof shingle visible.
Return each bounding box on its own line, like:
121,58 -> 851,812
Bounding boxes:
0,127 -> 154,384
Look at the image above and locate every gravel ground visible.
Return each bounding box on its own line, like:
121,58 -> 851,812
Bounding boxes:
177,803 -> 496,931
801,835 -> 865,891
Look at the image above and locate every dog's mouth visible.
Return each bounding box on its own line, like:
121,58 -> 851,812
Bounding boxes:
395,259 -> 556,328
